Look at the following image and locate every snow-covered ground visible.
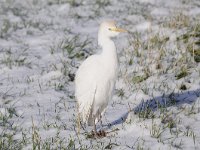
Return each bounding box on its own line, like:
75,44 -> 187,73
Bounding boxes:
0,0 -> 200,149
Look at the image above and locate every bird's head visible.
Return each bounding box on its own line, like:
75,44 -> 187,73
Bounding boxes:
99,21 -> 127,38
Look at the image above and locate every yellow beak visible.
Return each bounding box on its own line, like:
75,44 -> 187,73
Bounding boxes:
110,27 -> 127,32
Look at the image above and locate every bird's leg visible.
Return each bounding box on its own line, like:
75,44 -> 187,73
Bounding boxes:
93,118 -> 97,136
97,110 -> 103,128
99,114 -> 107,137
100,114 -> 103,128
76,102 -> 81,134
77,112 -> 80,134
89,117 -> 107,138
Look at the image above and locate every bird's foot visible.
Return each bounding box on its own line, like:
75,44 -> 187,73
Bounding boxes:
87,130 -> 106,139
96,130 -> 106,137
87,128 -> 119,139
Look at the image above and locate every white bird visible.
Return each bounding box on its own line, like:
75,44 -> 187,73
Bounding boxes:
75,21 -> 126,136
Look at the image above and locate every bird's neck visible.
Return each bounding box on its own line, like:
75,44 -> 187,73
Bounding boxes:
98,36 -> 118,67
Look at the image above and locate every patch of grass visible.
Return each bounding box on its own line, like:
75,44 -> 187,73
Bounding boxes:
175,69 -> 188,80
67,138 -> 76,149
167,93 -> 177,105
47,0 -> 82,7
130,32 -> 142,57
148,33 -> 169,50
96,0 -> 110,8
137,102 -> 155,119
150,121 -> 163,139
0,104 -> 24,149
116,88 -> 125,99
0,48 -> 31,69
54,82 -> 65,91
132,74 -> 149,84
0,19 -> 11,38
161,115 -> 176,129
136,140 -> 145,150
177,23 -> 200,63
184,126 -> 196,144
52,35 -> 92,60
190,49 -> 200,63
162,12 -> 190,29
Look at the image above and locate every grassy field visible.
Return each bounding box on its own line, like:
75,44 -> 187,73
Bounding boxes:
0,0 -> 200,149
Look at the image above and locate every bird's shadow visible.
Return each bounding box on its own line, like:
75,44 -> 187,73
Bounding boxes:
104,89 -> 200,129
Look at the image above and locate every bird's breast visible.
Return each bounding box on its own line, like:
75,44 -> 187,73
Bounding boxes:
103,58 -> 118,78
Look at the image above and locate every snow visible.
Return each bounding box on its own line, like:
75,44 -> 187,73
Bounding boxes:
134,21 -> 152,32
189,7 -> 200,16
0,0 -> 200,149
151,8 -> 169,16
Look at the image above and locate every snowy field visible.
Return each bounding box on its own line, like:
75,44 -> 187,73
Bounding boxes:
0,0 -> 200,149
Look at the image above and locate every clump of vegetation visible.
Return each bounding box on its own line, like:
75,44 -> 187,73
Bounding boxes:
0,48 -> 31,69
59,35 -> 92,60
162,12 -> 190,29
132,76 -> 145,83
0,104 -> 24,149
190,49 -> 200,63
175,69 -> 188,80
132,74 -> 149,84
116,88 -> 125,99
177,24 -> 200,63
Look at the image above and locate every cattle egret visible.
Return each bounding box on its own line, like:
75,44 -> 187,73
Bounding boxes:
75,21 -> 126,136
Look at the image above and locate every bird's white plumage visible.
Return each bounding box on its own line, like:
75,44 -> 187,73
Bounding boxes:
75,21 -> 125,126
